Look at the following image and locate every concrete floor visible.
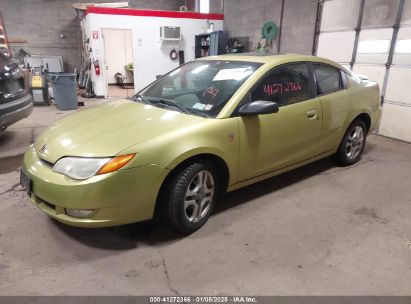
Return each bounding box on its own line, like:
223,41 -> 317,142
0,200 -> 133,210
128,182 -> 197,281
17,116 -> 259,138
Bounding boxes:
0,101 -> 410,296
107,85 -> 135,98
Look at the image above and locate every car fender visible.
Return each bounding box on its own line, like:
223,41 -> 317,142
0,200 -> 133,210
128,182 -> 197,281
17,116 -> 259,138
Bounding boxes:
166,145 -> 230,170
119,118 -> 240,186
345,107 -> 372,129
337,108 -> 372,150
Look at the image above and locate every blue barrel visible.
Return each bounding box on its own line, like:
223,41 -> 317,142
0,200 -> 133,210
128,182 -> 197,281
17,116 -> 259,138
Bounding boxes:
49,73 -> 77,110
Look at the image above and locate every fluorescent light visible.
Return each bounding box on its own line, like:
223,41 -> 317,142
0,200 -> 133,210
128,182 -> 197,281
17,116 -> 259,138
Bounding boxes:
357,39 -> 390,54
200,0 -> 209,13
395,39 -> 411,54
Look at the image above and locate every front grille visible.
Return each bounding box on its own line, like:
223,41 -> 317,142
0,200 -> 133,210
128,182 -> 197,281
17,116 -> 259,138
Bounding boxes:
43,201 -> 55,210
36,195 -> 56,210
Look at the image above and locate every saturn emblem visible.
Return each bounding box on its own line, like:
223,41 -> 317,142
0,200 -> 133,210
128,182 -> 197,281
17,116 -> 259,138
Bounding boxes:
39,144 -> 48,154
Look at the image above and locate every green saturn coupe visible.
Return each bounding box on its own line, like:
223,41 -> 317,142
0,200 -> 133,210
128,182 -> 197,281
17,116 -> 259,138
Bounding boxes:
21,54 -> 381,233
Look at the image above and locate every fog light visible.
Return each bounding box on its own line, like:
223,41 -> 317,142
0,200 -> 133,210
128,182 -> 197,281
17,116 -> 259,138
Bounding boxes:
65,208 -> 94,218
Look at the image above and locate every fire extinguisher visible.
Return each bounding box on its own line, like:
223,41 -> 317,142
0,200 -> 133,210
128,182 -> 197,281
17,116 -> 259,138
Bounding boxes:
93,59 -> 101,76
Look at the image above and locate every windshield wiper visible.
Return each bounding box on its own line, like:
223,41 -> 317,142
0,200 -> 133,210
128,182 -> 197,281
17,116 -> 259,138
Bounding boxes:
189,109 -> 211,118
149,98 -> 190,114
128,94 -> 152,105
130,95 -> 207,117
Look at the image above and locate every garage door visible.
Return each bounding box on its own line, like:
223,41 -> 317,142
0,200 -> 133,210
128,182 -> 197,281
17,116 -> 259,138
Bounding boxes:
316,0 -> 358,65
354,28 -> 392,89
317,0 -> 411,143
379,2 -> 411,142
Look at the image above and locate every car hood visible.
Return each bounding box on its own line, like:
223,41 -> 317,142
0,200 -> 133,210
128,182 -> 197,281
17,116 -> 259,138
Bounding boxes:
34,99 -> 205,164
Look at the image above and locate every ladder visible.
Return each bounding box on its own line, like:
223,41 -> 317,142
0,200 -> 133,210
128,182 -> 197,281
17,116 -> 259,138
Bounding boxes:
0,12 -> 11,57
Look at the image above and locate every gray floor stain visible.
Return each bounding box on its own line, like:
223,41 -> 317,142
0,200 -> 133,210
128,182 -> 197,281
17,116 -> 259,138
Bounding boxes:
353,207 -> 389,224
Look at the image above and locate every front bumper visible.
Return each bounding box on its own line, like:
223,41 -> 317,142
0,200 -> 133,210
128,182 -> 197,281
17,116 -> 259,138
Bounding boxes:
0,93 -> 33,129
22,146 -> 169,228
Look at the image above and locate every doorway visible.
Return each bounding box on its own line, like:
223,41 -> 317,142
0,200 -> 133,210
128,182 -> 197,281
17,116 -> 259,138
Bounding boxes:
102,28 -> 134,98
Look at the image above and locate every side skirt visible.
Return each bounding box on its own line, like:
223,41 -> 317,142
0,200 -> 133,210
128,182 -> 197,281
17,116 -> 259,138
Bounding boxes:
227,149 -> 336,192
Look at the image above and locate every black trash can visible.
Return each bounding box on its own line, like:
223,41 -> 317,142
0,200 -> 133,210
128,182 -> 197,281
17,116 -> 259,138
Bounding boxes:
49,73 -> 77,110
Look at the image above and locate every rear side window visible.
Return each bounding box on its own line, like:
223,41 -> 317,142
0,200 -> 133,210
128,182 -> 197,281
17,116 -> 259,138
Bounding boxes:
251,63 -> 311,107
314,64 -> 342,95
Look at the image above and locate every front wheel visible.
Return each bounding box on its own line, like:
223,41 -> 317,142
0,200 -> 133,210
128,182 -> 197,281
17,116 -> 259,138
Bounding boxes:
164,161 -> 218,233
335,119 -> 367,166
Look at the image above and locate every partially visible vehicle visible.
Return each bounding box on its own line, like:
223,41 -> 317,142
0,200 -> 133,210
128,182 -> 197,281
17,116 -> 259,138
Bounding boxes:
0,53 -> 33,131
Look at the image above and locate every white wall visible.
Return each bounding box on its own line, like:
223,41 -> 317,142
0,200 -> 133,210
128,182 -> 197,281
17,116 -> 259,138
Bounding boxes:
84,11 -> 223,96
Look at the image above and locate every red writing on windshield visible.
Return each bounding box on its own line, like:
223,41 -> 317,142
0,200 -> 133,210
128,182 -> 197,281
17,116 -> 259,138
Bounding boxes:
264,82 -> 302,96
203,87 -> 219,98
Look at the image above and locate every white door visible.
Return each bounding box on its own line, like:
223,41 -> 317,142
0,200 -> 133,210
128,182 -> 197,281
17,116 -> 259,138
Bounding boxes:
102,28 -> 133,85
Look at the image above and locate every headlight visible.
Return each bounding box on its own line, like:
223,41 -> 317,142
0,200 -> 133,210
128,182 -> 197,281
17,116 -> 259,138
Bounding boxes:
52,154 -> 135,180
53,157 -> 111,180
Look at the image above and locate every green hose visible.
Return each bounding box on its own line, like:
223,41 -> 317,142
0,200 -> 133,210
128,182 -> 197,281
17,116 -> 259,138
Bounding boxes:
262,21 -> 278,40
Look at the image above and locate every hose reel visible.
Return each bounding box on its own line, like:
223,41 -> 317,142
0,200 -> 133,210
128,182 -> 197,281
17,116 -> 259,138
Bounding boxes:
262,21 -> 278,40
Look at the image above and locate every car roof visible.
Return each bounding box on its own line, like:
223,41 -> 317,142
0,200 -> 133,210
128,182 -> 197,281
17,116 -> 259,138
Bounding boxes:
197,53 -> 346,71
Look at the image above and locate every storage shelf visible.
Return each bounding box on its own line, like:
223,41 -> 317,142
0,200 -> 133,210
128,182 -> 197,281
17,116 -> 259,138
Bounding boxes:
195,31 -> 228,59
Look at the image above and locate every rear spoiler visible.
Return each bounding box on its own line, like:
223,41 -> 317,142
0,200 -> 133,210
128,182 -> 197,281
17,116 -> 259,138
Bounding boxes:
354,73 -> 369,82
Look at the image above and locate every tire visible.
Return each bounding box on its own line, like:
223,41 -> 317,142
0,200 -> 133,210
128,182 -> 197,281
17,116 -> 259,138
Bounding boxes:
163,161 -> 218,234
335,119 -> 367,166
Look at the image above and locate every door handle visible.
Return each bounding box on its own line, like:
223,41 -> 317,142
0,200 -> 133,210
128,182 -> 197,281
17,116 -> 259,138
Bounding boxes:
307,109 -> 318,120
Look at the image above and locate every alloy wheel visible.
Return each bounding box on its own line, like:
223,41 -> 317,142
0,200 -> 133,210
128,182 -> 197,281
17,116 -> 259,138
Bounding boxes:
183,170 -> 215,223
346,126 -> 364,160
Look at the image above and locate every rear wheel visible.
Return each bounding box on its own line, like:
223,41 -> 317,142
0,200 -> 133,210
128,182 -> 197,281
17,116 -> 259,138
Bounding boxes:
335,119 -> 367,166
164,161 -> 218,233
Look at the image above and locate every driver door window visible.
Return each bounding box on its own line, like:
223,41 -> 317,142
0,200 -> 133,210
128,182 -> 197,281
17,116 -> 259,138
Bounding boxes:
251,63 -> 311,107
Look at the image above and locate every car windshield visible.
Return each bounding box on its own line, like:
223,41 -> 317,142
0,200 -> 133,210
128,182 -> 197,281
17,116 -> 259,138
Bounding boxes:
137,60 -> 262,117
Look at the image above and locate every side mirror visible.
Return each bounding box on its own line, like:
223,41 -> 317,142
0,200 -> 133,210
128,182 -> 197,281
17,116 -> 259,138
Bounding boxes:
239,100 -> 279,116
